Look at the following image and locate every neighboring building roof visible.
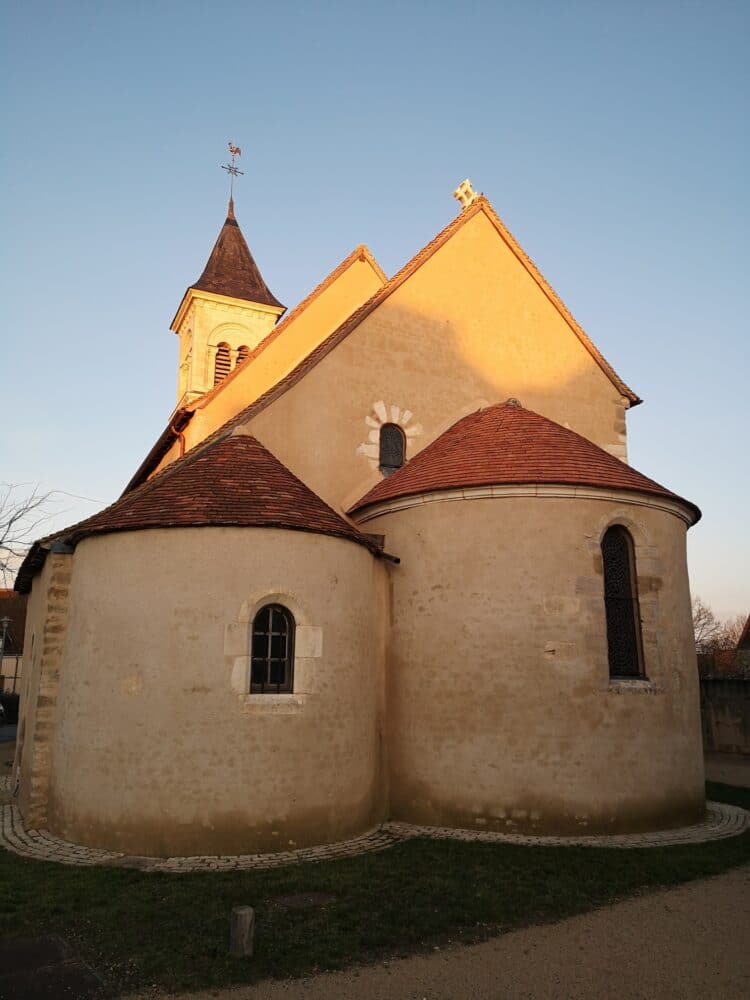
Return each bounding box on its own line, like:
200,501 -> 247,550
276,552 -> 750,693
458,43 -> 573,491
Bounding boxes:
185,199 -> 284,310
0,589 -> 27,655
738,614 -> 750,651
349,401 -> 700,522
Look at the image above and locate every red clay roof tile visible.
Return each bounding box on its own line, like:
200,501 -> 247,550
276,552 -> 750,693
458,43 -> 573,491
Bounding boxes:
349,402 -> 700,521
65,434 -> 375,550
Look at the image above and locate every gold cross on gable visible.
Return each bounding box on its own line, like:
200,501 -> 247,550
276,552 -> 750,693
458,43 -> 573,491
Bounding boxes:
221,142 -> 244,200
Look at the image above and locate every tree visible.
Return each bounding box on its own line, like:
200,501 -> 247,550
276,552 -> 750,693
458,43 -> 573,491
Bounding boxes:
0,483 -> 52,587
714,614 -> 747,651
692,595 -> 720,653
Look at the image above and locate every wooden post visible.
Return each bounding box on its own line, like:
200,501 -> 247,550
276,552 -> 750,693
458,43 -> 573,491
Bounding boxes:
230,905 -> 255,957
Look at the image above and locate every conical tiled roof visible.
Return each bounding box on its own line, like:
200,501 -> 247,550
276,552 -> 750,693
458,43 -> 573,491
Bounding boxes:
63,434 -> 374,549
349,402 -> 700,522
190,200 -> 284,309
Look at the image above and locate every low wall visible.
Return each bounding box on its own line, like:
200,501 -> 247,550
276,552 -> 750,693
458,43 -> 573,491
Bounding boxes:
701,679 -> 750,755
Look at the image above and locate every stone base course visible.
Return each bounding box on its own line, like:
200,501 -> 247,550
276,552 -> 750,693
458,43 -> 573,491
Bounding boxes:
1,787 -> 747,872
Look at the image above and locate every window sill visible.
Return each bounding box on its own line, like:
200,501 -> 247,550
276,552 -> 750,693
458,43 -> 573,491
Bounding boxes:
240,693 -> 309,715
607,678 -> 664,695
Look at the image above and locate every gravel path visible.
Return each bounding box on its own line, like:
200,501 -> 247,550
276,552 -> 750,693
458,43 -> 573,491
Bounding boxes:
139,866 -> 750,1000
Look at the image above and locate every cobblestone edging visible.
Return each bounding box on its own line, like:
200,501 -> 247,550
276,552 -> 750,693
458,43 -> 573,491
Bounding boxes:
383,802 -> 750,848
0,798 -> 747,872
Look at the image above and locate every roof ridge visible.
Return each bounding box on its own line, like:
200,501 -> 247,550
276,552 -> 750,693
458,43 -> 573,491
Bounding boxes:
191,244 -> 386,412
205,195 -> 640,442
125,244 -> 388,493
206,201 -> 490,438
134,197 -> 636,493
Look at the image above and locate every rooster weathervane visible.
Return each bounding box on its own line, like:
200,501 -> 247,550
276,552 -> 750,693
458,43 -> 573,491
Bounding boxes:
221,142 -> 244,201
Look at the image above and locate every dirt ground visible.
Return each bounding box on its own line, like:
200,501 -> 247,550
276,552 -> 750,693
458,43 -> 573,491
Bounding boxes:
132,866 -> 750,1000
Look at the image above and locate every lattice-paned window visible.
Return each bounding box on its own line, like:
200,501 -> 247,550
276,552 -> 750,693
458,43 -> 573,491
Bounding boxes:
251,604 -> 295,693
379,423 -> 406,477
601,525 -> 645,678
214,343 -> 231,385
236,345 -> 249,367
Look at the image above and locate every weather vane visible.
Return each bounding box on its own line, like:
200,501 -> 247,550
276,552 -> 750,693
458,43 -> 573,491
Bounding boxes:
221,142 -> 244,201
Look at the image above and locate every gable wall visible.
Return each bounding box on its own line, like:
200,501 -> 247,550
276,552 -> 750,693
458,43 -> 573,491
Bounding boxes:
246,210 -> 632,514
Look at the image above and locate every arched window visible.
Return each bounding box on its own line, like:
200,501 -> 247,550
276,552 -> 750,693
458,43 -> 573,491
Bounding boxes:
379,423 -> 406,477
601,525 -> 644,678
213,343 -> 231,386
236,345 -> 249,367
251,604 -> 295,693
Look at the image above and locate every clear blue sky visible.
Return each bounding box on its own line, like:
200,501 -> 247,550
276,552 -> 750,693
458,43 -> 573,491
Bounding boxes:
1,1 -> 747,619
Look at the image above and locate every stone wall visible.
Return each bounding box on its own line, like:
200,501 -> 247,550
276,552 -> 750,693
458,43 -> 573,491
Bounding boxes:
43,526 -> 387,856
15,552 -> 73,828
701,679 -> 750,755
363,490 -> 704,834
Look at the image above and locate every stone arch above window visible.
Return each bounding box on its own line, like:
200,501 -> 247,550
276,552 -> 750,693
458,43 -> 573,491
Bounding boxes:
357,402 -> 423,470
250,603 -> 295,694
601,525 -> 645,679
213,343 -> 231,386
379,423 -> 406,477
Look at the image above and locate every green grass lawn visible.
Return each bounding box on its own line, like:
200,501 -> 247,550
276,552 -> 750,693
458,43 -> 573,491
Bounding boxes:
0,782 -> 748,996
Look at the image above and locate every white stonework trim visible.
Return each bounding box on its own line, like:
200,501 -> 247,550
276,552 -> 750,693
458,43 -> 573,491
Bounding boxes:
171,288 -> 283,331
356,402 -> 423,469
228,590 -> 320,699
606,679 -> 665,695
240,694 -> 312,715
353,485 -> 697,527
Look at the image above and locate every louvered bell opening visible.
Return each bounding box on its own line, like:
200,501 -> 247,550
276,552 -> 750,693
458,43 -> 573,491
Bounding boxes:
236,345 -> 249,368
214,343 -> 231,386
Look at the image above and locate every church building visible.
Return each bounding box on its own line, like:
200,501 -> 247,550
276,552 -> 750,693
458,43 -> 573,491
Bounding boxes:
14,179 -> 704,857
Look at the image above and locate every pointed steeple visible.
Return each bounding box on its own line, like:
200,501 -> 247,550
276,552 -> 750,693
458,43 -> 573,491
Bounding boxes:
170,201 -> 286,410
191,200 -> 284,310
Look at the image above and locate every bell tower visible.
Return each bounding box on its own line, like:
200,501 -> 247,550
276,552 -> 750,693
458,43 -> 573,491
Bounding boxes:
170,195 -> 285,409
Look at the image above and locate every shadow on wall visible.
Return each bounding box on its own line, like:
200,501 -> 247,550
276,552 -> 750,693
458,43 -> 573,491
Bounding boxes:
244,299 -> 634,517
701,678 -> 750,755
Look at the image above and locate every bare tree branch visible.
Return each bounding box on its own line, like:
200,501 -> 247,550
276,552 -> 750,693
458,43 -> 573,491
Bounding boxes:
0,483 -> 54,586
714,613 -> 748,651
692,595 -> 720,653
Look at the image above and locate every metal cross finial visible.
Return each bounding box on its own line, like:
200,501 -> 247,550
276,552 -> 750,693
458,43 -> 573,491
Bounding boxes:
221,142 -> 244,200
